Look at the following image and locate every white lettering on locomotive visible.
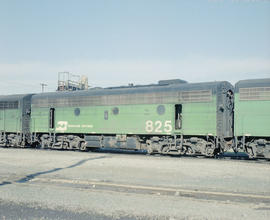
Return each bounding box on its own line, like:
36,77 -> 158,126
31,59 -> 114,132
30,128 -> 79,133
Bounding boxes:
145,120 -> 172,133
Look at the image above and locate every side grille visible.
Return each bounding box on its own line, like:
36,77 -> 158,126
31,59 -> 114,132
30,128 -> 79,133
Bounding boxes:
239,87 -> 270,101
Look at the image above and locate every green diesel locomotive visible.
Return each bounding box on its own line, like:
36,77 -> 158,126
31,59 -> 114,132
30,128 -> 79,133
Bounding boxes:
0,78 -> 269,159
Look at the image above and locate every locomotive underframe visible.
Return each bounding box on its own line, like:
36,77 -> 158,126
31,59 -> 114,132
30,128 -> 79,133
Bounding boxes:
1,131 -> 232,157
0,131 -> 27,147
1,131 -> 270,159
235,136 -> 270,159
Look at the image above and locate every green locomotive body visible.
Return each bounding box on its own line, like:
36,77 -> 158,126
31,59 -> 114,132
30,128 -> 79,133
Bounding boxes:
234,78 -> 270,158
30,80 -> 233,155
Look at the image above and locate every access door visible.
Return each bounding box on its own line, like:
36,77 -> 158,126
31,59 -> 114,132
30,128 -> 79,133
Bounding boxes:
175,104 -> 182,130
49,108 -> 55,129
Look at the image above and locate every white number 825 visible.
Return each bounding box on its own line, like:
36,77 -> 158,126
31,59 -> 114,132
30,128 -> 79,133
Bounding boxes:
145,120 -> 172,133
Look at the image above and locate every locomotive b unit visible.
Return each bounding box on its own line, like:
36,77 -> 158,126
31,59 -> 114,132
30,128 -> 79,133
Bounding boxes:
29,80 -> 234,156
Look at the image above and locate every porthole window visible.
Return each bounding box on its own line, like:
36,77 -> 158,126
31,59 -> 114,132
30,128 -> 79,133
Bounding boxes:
112,107 -> 119,115
74,108 -> 80,116
157,105 -> 165,115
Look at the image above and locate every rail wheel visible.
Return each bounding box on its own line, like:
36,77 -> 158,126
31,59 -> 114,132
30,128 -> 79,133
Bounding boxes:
79,141 -> 87,151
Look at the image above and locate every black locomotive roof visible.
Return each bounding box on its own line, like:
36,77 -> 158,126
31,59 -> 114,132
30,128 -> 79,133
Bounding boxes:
0,94 -> 33,102
32,80 -> 233,101
235,78 -> 270,92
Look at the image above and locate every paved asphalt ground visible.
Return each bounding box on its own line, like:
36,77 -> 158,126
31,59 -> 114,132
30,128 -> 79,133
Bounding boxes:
0,148 -> 270,219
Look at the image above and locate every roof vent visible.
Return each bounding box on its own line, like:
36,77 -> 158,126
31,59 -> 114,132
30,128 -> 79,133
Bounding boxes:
158,79 -> 187,85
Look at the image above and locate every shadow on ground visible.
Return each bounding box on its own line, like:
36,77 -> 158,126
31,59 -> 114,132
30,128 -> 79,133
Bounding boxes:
0,156 -> 108,186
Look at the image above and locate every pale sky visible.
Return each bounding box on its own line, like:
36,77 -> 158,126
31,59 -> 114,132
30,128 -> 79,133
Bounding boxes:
0,0 -> 270,94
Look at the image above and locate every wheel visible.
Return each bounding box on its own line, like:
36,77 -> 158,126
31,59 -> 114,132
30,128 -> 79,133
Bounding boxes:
79,142 -> 87,151
161,146 -> 169,155
147,146 -> 154,155
205,145 -> 215,157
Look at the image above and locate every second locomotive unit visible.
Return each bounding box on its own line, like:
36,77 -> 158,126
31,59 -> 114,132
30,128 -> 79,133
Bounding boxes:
234,78 -> 270,158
